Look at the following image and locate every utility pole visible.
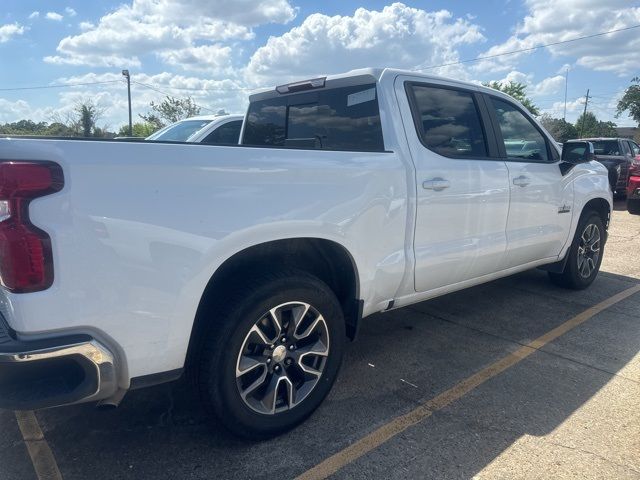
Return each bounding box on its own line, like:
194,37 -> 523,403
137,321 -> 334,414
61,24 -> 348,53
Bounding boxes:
579,89 -> 590,137
122,69 -> 132,136
563,67 -> 569,120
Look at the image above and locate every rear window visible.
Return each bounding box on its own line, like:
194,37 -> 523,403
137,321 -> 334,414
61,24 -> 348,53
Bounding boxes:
592,140 -> 621,156
242,83 -> 384,152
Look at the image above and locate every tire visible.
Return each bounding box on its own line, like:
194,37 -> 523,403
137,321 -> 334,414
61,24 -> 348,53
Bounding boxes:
549,211 -> 605,290
628,199 -> 640,215
195,269 -> 345,439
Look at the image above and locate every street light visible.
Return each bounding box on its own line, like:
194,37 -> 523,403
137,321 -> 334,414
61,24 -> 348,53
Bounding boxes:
122,69 -> 132,136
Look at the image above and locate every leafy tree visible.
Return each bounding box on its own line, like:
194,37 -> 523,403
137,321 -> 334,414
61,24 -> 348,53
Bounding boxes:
140,96 -> 200,128
575,111 -> 617,138
45,122 -> 76,136
71,100 -> 106,137
483,81 -> 540,116
616,77 -> 640,125
117,122 -> 158,137
0,120 -> 48,135
539,115 -> 578,142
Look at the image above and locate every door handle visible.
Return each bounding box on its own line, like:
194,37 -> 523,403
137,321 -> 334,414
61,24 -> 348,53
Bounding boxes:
422,178 -> 450,191
513,175 -> 530,187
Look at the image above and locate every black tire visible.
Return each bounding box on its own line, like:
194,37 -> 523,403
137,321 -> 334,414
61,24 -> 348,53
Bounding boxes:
195,269 -> 345,439
549,211 -> 605,290
628,199 -> 640,215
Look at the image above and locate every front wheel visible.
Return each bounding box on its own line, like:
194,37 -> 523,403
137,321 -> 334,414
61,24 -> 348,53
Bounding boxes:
549,211 -> 605,290
195,270 -> 345,439
628,199 -> 640,215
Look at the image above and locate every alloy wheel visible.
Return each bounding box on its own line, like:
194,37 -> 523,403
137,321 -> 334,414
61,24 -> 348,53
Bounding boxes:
235,301 -> 330,415
577,223 -> 601,279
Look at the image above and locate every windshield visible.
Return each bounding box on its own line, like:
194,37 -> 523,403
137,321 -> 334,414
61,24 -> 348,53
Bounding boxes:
591,140 -> 621,156
147,120 -> 212,141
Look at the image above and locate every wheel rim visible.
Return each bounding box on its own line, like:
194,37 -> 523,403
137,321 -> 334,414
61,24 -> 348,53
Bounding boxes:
235,301 -> 330,415
577,223 -> 601,279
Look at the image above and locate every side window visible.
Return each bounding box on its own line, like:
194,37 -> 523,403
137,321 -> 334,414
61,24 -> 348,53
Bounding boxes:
201,120 -> 242,145
407,84 -> 488,158
622,141 -> 631,155
490,98 -> 549,162
631,141 -> 640,156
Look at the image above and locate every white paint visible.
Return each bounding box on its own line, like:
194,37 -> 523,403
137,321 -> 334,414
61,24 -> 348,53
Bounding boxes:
0,68 -> 612,389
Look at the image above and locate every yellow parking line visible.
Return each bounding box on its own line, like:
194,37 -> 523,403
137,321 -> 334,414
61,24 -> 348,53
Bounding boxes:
14,410 -> 62,480
296,283 -> 640,480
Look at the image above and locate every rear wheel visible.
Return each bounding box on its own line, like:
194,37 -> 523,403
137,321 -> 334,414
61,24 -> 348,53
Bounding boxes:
628,199 -> 640,215
195,269 -> 345,439
549,211 -> 605,290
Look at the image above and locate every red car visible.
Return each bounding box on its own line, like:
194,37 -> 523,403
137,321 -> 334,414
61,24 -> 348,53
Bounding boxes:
628,146 -> 640,214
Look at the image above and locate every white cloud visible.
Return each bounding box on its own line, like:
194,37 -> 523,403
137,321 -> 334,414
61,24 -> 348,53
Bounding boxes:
45,0 -> 296,68
473,0 -> 640,75
65,7 -> 77,17
532,74 -> 565,96
0,23 -> 25,43
157,45 -> 234,74
78,21 -> 95,31
44,71 -> 251,128
244,3 -> 485,86
28,11 -> 40,20
46,12 -> 64,21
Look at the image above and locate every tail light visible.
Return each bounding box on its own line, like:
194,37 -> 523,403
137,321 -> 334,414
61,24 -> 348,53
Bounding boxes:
0,161 -> 64,293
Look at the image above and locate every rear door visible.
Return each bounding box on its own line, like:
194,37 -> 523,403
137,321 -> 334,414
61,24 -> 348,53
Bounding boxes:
484,94 -> 573,268
395,77 -> 510,292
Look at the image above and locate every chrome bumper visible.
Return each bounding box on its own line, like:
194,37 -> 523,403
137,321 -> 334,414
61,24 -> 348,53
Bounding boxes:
0,315 -> 118,410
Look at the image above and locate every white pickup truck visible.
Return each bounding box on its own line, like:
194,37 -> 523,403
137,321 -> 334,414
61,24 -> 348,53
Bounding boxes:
0,68 -> 612,439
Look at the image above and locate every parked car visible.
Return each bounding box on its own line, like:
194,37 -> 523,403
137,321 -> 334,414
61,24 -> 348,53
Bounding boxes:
581,137 -> 638,198
0,68 -> 612,439
146,114 -> 244,144
627,146 -> 640,214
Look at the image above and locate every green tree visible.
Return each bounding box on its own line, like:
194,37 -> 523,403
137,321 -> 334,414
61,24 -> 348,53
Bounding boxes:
117,122 -> 158,137
616,77 -> 640,125
539,115 -> 578,142
575,111 -> 617,138
483,81 -> 540,116
0,120 -> 48,135
71,100 -> 106,137
44,122 -> 76,136
140,96 -> 200,128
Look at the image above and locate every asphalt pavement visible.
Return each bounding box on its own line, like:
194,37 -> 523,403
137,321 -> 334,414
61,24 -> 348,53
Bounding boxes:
1,202 -> 639,480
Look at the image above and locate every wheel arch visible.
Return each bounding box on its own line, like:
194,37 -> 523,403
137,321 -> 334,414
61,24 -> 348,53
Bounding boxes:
186,238 -> 362,367
582,197 -> 611,234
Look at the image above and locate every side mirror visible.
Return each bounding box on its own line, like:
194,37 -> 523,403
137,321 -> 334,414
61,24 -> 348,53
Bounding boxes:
561,140 -> 595,164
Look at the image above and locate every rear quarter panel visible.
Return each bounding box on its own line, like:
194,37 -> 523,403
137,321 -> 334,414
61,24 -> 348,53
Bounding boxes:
0,138 -> 409,384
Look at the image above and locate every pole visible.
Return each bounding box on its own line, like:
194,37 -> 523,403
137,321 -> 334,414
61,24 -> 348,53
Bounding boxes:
579,89 -> 590,137
122,69 -> 132,136
563,67 -> 568,121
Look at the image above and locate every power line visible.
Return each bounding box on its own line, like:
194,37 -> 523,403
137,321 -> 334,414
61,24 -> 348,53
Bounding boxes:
413,24 -> 640,72
0,80 -> 122,92
131,80 -> 219,114
1,23 -> 638,96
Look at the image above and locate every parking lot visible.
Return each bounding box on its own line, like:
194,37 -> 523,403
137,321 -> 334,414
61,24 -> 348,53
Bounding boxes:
1,203 -> 639,480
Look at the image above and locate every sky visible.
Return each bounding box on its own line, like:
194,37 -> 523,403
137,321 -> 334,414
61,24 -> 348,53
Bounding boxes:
1,0 -> 639,130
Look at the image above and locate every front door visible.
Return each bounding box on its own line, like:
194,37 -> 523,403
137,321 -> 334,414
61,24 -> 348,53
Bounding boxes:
485,95 -> 573,268
396,77 -> 510,292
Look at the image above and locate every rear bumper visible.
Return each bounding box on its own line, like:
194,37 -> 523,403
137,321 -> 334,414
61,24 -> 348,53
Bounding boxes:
0,314 -> 117,410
